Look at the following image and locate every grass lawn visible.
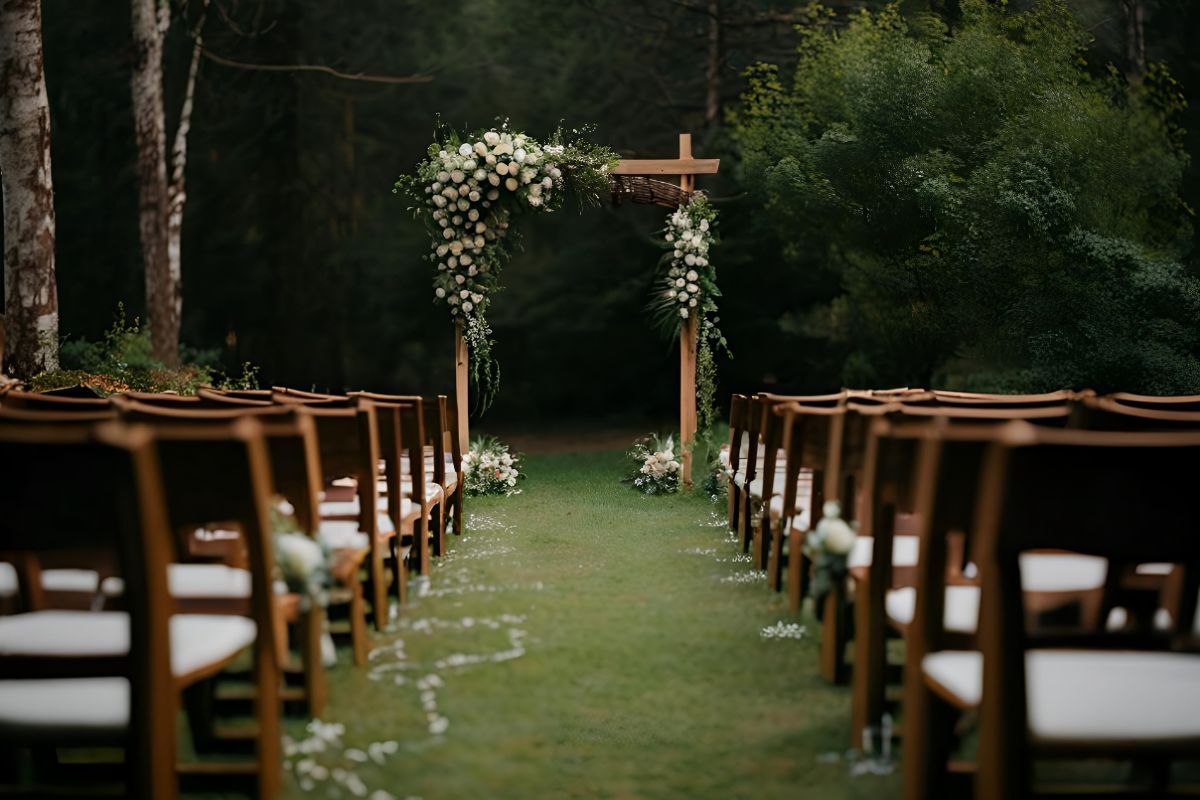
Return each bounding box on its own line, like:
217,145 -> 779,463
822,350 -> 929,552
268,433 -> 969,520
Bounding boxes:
280,449 -> 900,799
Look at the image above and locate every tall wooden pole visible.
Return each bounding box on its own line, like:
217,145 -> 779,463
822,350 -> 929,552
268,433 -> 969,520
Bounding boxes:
678,133 -> 697,487
454,320 -> 469,452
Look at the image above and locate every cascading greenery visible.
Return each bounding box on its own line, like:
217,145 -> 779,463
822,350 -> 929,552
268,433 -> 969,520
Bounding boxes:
396,123 -> 618,409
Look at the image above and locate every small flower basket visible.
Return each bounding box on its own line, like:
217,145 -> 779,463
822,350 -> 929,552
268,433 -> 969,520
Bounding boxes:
461,435 -> 525,497
623,433 -> 682,495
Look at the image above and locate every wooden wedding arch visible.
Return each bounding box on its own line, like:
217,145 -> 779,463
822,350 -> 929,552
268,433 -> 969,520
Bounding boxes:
453,133 -> 719,485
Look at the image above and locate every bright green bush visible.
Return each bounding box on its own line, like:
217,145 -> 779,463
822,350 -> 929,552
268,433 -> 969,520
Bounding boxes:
734,0 -> 1199,393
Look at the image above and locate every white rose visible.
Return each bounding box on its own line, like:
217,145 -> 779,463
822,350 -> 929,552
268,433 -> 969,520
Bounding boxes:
495,161 -> 509,176
467,210 -> 479,222
475,222 -> 487,233
474,235 -> 485,247
689,298 -> 697,307
687,283 -> 698,293
505,177 -> 519,191
514,148 -> 527,163
484,131 -> 500,146
463,158 -> 477,171
487,189 -> 500,201
468,190 -> 481,202
488,173 -> 501,187
437,171 -> 450,183
458,143 -> 472,156
459,289 -> 469,299
449,241 -> 463,255
680,308 -> 689,318
678,293 -> 688,303
550,167 -> 562,179
436,244 -> 449,257
454,274 -> 465,285
528,195 -> 542,207
675,278 -> 685,288
435,287 -> 446,298
699,219 -> 709,231
473,142 -> 488,156
684,254 -> 697,266
447,256 -> 458,268
822,518 -> 856,556
473,169 -> 487,181
463,301 -> 473,312
442,228 -> 454,240
686,270 -> 698,281
485,154 -> 497,165
432,195 -> 447,208
450,170 -> 465,184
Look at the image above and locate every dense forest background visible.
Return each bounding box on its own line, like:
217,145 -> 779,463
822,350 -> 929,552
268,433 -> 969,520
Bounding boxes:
19,0 -> 1200,422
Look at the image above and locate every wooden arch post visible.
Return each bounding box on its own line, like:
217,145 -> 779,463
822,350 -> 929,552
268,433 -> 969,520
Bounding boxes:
453,133 -> 718,485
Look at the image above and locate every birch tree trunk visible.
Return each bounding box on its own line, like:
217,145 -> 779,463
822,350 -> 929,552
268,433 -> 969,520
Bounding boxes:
165,5 -> 205,333
131,0 -> 177,364
0,0 -> 59,378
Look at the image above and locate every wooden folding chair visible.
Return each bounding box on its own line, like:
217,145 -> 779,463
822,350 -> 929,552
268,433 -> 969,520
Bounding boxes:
273,391 -> 397,633
903,424 -> 1200,799
721,394 -> 750,537
0,418 -> 283,798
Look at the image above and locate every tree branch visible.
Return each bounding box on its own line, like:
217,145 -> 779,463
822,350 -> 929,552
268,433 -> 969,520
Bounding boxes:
200,49 -> 436,85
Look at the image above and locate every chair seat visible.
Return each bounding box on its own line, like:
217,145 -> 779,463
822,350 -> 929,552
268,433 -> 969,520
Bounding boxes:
0,610 -> 256,678
886,585 -> 980,633
849,535 -> 921,570
0,563 -> 13,598
922,649 -> 1200,743
886,554 -> 1108,633
0,612 -> 257,739
318,520 -> 370,551
318,495 -> 389,518
98,565 -> 287,601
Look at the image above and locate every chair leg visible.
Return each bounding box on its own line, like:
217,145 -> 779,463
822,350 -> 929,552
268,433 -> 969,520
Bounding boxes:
252,641 -> 282,799
368,545 -> 388,632
452,486 -> 464,536
417,517 -> 432,577
788,528 -> 805,614
727,480 -> 739,533
767,520 -> 784,592
850,573 -> 886,747
741,495 -> 754,554
901,680 -> 958,800
348,579 -> 369,667
819,585 -> 848,683
298,607 -> 327,718
182,679 -> 217,754
432,502 -> 445,557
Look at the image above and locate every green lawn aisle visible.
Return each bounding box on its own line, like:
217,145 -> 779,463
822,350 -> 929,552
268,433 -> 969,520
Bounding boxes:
280,450 -> 900,799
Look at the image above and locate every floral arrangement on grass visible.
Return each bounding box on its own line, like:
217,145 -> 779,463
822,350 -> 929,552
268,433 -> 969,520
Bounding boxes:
461,435 -> 525,497
397,123 -> 618,408
802,500 -> 858,619
624,433 -> 682,495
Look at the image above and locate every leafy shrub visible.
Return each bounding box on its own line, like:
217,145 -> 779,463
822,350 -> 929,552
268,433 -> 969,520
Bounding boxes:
734,0 -> 1199,393
30,304 -> 259,396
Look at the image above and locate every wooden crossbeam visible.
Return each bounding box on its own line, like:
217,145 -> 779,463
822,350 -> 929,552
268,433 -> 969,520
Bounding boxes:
610,158 -> 720,176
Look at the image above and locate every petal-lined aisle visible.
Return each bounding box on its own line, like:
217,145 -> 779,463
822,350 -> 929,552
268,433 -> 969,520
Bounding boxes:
281,449 -> 899,799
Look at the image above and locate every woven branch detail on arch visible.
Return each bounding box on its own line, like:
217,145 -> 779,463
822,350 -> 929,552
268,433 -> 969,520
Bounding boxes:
607,174 -> 692,209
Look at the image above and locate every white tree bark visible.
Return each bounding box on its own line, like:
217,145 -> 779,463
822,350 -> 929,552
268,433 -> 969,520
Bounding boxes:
131,0 -> 177,364
0,0 -> 59,378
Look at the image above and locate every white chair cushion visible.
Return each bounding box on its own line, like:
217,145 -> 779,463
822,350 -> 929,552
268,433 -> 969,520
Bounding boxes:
99,565 -> 285,600
922,649 -> 1200,743
0,677 -> 131,738
318,495 -> 389,518
0,613 -> 257,738
887,585 -> 980,633
1135,562 -> 1174,576
41,569 -> 101,594
319,520 -> 370,551
0,563 -> 14,598
0,610 -> 256,677
1019,553 -> 1107,592
849,535 -> 921,570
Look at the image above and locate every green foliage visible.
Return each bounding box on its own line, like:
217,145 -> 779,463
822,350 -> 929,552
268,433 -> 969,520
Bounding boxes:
31,304 -> 258,396
734,0 -> 1200,393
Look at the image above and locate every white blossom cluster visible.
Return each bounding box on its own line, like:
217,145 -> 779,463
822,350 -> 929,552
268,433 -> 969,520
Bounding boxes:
662,198 -> 713,320
461,436 -> 524,496
420,128 -> 564,319
804,500 -> 858,558
760,621 -> 807,640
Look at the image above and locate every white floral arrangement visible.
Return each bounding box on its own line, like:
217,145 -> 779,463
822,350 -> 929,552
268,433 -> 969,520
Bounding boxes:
461,435 -> 524,497
624,433 -> 682,495
802,500 -> 858,617
272,499 -> 332,608
398,124 -> 617,408
662,194 -> 715,321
